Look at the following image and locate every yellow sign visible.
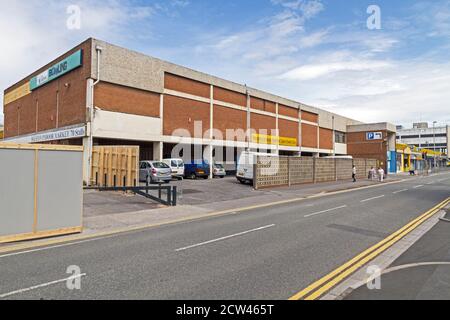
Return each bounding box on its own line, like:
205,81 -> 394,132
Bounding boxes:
4,82 -> 31,105
252,133 -> 297,147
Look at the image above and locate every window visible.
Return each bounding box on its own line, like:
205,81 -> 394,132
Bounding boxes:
335,131 -> 346,144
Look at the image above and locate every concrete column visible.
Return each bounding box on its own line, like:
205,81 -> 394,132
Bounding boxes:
84,78 -> 95,186
298,105 -> 302,157
82,135 -> 92,186
204,144 -> 214,178
209,85 -> 214,178
153,141 -> 163,161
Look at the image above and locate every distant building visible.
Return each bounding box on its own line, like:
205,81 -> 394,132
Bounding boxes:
412,122 -> 429,129
397,123 -> 449,155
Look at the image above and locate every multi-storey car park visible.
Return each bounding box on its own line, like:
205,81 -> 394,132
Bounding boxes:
2,38 -> 398,185
397,123 -> 450,155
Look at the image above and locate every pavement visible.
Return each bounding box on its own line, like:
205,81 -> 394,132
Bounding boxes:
82,176 -> 397,233
345,206 -> 450,300
0,171 -> 449,299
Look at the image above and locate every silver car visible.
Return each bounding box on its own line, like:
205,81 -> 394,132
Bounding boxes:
213,163 -> 226,178
139,161 -> 172,184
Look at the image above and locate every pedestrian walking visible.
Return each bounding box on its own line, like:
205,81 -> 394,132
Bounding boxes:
378,167 -> 385,182
352,165 -> 357,182
370,167 -> 376,181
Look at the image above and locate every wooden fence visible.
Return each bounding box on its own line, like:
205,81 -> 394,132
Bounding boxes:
91,146 -> 139,187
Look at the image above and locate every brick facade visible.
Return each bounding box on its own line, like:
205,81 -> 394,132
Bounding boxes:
3,40 -> 91,138
319,127 -> 333,150
165,73 -> 210,99
163,95 -> 210,137
347,130 -> 387,168
95,81 -> 160,118
302,123 -> 318,148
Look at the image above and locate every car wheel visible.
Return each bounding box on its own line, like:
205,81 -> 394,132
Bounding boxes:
189,173 -> 197,180
220,176 -> 225,178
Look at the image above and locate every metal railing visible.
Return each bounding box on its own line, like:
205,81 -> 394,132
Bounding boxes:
84,183 -> 177,206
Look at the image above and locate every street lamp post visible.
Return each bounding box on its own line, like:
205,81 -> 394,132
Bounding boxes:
433,121 -> 437,169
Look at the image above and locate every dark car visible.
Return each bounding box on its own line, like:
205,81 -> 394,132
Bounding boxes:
184,161 -> 210,179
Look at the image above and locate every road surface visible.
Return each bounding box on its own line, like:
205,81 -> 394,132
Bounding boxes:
1,172 -> 449,299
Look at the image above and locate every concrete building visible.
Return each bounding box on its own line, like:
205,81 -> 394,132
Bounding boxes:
397,123 -> 450,155
2,38 -> 396,184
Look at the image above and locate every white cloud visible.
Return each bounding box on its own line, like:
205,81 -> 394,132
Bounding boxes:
279,59 -> 392,80
298,29 -> 328,48
0,0 -> 187,125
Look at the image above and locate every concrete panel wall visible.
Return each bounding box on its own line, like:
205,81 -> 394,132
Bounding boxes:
92,109 -> 161,141
254,156 -> 377,189
336,159 -> 353,180
314,158 -> 336,183
256,156 -> 289,188
290,157 -> 314,184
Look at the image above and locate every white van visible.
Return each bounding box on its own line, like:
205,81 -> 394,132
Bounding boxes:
162,158 -> 185,179
236,151 -> 276,184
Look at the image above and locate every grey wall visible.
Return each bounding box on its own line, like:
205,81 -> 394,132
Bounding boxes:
0,146 -> 83,242
0,149 -> 35,236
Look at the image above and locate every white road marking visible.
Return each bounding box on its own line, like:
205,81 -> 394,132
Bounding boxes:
393,189 -> 408,194
426,182 -> 434,185
360,195 -> 385,203
0,274 -> 86,299
0,235 -> 117,259
303,205 -> 348,218
413,185 -> 424,189
175,224 -> 276,252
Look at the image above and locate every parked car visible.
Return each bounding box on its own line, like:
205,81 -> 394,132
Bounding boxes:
162,158 -> 185,179
236,151 -> 276,184
213,163 -> 226,178
139,161 -> 172,184
184,161 -> 210,180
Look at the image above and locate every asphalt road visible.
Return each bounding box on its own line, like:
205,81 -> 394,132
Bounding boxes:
1,172 -> 449,300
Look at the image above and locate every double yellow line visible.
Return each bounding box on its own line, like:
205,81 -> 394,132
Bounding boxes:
289,197 -> 450,300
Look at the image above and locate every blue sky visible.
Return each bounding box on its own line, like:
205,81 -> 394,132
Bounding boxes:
1,0 -> 450,126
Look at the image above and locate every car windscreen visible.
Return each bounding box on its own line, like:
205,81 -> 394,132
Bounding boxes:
152,162 -> 170,169
214,164 -> 224,169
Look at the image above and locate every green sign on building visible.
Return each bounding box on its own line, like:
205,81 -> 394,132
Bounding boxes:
30,49 -> 82,90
